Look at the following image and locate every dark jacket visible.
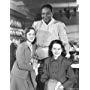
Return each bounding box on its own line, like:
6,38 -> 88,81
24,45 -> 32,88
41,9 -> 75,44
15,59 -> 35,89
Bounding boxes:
41,55 -> 76,89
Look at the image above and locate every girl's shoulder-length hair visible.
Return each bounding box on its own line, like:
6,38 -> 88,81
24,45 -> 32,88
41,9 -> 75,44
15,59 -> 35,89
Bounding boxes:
25,27 -> 36,35
48,40 -> 66,57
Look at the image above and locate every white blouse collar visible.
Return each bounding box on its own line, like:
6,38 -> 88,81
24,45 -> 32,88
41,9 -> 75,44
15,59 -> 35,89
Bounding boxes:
42,17 -> 55,26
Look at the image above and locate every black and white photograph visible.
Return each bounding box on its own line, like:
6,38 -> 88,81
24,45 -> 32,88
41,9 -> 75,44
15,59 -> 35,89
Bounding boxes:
10,0 -> 79,90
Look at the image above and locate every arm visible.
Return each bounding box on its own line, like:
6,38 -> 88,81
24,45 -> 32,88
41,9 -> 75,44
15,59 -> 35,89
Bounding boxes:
63,57 -> 73,66
58,23 -> 70,54
32,21 -> 38,31
41,59 -> 49,83
63,66 -> 76,88
32,22 -> 36,29
16,44 -> 33,71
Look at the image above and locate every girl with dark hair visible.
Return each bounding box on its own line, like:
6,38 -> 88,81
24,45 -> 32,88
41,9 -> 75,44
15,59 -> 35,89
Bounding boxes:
25,27 -> 36,44
48,40 -> 66,57
10,27 -> 38,90
41,40 -> 76,90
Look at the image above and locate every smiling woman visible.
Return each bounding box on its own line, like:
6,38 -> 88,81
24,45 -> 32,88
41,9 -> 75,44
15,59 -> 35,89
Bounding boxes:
10,27 -> 38,90
25,27 -> 36,44
41,40 -> 76,90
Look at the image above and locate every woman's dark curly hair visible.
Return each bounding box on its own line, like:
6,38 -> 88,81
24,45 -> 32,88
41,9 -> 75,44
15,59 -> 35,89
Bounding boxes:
25,27 -> 36,44
48,40 -> 66,57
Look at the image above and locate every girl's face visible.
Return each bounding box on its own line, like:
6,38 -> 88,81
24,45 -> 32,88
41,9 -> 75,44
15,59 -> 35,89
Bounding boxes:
27,29 -> 35,43
51,43 -> 62,58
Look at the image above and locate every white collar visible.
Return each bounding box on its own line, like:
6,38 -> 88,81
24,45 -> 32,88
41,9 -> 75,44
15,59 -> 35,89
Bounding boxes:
26,41 -> 32,48
42,17 -> 55,26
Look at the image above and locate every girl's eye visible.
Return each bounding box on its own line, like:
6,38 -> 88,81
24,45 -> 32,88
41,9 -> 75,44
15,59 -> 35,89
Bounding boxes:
53,48 -> 56,50
58,48 -> 61,50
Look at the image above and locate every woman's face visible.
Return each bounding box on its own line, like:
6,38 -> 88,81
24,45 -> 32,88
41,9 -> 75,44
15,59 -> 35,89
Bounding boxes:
27,29 -> 35,43
52,43 -> 62,58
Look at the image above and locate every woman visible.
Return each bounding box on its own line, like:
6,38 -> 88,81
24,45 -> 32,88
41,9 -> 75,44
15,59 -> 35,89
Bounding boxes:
10,27 -> 37,90
41,40 -> 76,90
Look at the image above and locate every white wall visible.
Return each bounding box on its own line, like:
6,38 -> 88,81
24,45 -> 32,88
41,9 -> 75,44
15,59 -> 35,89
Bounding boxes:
66,25 -> 79,42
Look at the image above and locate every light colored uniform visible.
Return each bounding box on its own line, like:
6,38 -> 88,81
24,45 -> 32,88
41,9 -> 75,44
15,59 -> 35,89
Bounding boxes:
32,18 -> 69,59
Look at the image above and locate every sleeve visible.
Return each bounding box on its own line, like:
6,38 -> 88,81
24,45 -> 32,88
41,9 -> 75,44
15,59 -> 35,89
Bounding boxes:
58,23 -> 70,54
32,21 -> 38,31
41,59 -> 49,83
16,45 -> 33,71
63,65 -> 76,88
64,58 -> 73,66
32,21 -> 36,29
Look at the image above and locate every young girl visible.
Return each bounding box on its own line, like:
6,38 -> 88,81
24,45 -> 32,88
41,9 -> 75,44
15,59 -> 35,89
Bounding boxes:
10,27 -> 38,90
41,40 -> 76,90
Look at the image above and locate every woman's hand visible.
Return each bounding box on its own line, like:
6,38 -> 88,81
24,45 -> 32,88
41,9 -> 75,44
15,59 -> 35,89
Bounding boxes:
47,79 -> 64,90
33,59 -> 38,69
55,82 -> 64,90
66,53 -> 70,58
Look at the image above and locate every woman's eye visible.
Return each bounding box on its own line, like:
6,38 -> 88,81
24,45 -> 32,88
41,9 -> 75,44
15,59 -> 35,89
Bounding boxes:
53,48 -> 56,50
58,49 -> 61,50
